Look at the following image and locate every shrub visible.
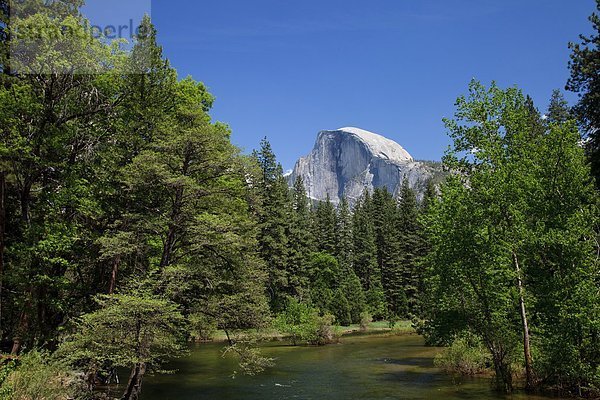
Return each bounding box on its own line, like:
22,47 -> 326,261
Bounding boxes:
359,311 -> 372,332
0,350 -> 83,400
0,358 -> 17,399
275,300 -> 339,345
313,314 -> 340,345
434,335 -> 491,375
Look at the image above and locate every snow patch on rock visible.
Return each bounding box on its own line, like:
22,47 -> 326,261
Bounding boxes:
336,127 -> 413,164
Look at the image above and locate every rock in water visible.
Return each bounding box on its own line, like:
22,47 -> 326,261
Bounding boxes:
287,127 -> 441,205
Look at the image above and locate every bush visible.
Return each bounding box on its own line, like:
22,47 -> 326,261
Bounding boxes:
313,314 -> 340,345
359,311 -> 372,332
0,350 -> 83,400
0,358 -> 17,399
275,300 -> 339,345
434,335 -> 491,375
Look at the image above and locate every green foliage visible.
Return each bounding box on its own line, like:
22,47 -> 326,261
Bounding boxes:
274,299 -> 319,345
546,89 -> 573,124
0,359 -> 17,399
59,292 -> 187,372
330,288 -> 352,326
0,350 -> 80,400
286,177 -> 314,298
335,197 -> 354,268
567,0 -> 600,183
424,80 -> 600,393
372,187 -> 406,319
222,343 -> 274,377
351,192 -> 386,318
359,311 -> 372,332
312,195 -> 337,254
339,268 -> 367,324
189,313 -> 218,341
274,299 -> 338,345
253,138 -> 292,309
434,335 -> 491,376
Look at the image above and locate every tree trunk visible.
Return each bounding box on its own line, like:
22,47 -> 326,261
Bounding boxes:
512,250 -> 534,389
121,362 -> 146,400
11,292 -> 31,355
20,179 -> 32,226
159,186 -> 184,269
10,312 -> 27,355
108,255 -> 121,294
159,225 -> 176,269
491,351 -> 513,393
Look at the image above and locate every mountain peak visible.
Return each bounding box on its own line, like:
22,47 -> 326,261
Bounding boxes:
329,127 -> 413,163
288,128 -> 439,205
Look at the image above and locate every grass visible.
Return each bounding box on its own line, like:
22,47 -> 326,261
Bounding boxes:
206,320 -> 416,343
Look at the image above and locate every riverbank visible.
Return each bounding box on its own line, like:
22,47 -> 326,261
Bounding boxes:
206,320 -> 416,343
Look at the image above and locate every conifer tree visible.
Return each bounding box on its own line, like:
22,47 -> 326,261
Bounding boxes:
335,196 -> 366,323
335,196 -> 353,268
253,138 -> 291,309
352,192 -> 386,319
372,188 -> 407,318
339,268 -> 367,324
546,89 -> 573,124
567,0 -> 600,183
397,178 -> 422,315
286,177 -> 313,298
312,194 -> 337,255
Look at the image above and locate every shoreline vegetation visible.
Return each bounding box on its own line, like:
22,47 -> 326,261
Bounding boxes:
202,320 -> 417,344
0,1 -> 599,400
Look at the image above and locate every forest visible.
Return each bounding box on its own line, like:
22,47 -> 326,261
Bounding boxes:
0,1 -> 599,400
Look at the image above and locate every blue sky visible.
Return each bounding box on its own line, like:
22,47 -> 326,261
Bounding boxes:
93,1 -> 596,168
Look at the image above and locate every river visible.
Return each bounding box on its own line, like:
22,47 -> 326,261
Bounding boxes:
136,333 -> 552,400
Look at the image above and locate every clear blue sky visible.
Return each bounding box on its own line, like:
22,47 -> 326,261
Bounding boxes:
146,1 -> 594,168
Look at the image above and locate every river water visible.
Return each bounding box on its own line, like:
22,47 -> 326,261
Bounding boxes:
138,333 -> 551,400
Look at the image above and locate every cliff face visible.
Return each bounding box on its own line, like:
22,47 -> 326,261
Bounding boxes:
287,127 -> 441,204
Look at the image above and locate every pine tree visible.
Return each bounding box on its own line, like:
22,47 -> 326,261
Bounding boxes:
546,89 -> 573,124
352,192 -> 386,319
253,138 -> 291,309
397,178 -> 422,315
567,0 -> 600,183
339,268 -> 367,324
372,187 -> 406,319
286,177 -> 313,298
335,196 -> 353,268
312,194 -> 337,255
420,179 -> 437,213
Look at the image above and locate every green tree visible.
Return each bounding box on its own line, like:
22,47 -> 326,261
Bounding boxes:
546,89 -> 573,124
308,252 -> 339,314
60,292 -> 187,400
274,298 -> 336,345
352,193 -> 386,319
397,178 -> 423,315
339,268 -> 367,324
335,196 -> 353,268
253,138 -> 290,309
567,0 -> 600,183
312,194 -> 337,255
372,187 -> 406,318
424,81 -> 600,393
286,177 -> 313,298
0,2 -> 124,352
